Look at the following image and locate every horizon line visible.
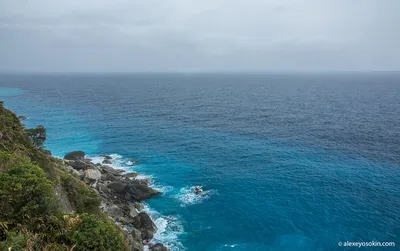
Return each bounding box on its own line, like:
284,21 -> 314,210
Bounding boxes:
1,70 -> 400,75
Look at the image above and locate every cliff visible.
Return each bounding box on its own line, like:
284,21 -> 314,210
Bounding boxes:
0,101 -> 169,251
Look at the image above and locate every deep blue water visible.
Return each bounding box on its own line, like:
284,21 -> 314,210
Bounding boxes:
0,73 -> 399,251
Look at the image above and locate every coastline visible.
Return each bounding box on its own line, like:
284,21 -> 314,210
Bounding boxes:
59,151 -> 171,251
87,154 -> 185,250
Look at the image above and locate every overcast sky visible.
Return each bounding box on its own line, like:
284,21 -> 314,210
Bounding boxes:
0,0 -> 399,72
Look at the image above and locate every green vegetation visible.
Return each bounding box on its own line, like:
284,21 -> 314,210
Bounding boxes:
25,125 -> 47,149
71,214 -> 127,251
59,169 -> 101,214
0,101 -> 128,250
0,154 -> 61,233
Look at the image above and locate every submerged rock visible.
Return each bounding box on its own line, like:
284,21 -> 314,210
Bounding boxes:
64,151 -> 85,160
131,212 -> 157,240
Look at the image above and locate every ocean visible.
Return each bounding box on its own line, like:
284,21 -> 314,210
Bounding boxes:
0,73 -> 399,250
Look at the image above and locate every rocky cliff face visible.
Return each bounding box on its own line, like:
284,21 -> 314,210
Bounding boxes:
62,152 -> 168,250
0,102 -> 170,251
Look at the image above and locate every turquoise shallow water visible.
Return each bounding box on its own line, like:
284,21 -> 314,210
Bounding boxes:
1,73 -> 399,250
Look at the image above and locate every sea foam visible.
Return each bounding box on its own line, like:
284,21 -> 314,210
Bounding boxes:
143,204 -> 186,251
88,154 -> 185,250
173,186 -> 215,206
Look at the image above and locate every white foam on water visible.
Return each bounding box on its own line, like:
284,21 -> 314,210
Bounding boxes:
223,244 -> 238,248
87,153 -> 130,171
142,204 -> 186,251
173,186 -> 215,206
88,155 -> 105,164
136,174 -> 153,180
134,174 -> 174,195
86,153 -> 185,250
216,243 -> 252,250
109,153 -> 123,159
151,184 -> 174,195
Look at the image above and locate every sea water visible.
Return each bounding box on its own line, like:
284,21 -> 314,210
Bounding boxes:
1,73 -> 399,250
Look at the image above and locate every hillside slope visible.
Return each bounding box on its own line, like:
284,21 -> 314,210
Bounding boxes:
0,101 -> 168,251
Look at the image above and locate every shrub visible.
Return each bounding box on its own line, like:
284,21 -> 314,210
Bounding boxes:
0,231 -> 27,251
59,170 -> 101,214
0,157 -> 61,232
70,214 -> 128,251
0,105 -> 128,250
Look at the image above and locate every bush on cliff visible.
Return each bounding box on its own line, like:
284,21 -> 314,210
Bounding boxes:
0,103 -> 128,250
0,153 -> 61,233
59,169 -> 101,214
70,214 -> 128,251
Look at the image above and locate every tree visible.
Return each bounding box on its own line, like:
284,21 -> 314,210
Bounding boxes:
25,125 -> 46,149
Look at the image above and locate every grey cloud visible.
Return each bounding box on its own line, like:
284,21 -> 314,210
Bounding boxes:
0,0 -> 399,72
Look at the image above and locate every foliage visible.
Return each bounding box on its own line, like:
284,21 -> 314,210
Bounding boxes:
70,214 -> 128,251
25,125 -> 47,149
0,104 -> 30,154
0,103 -> 128,250
0,155 -> 61,233
0,231 -> 27,251
59,169 -> 101,214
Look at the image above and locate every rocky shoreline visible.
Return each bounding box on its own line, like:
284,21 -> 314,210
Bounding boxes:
61,151 -> 169,251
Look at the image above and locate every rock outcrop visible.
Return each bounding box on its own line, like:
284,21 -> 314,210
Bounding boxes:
101,165 -> 123,175
63,153 -> 165,251
129,229 -> 144,251
64,151 -> 85,160
102,159 -> 112,164
131,212 -> 158,240
66,166 -> 81,177
70,160 -> 88,170
150,243 -> 170,251
107,180 -> 160,202
84,169 -> 102,182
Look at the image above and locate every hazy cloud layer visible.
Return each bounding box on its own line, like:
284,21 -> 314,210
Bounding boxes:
0,0 -> 399,72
